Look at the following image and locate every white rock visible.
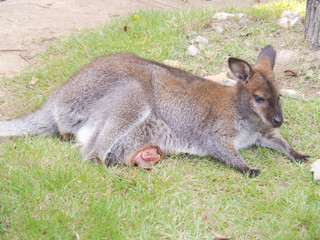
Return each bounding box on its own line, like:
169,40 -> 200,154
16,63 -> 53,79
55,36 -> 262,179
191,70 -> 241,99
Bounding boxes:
317,92 -> 320,97
220,78 -> 237,87
213,12 -> 234,20
204,72 -> 237,86
279,89 -> 300,98
212,25 -> 225,34
163,59 -> 181,68
311,159 -> 320,183
213,12 -> 247,21
187,45 -> 200,56
278,11 -> 302,29
190,36 -> 209,46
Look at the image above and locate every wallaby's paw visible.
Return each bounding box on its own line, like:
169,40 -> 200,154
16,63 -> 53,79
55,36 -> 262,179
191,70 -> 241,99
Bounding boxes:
247,168 -> 261,178
131,145 -> 162,169
291,150 -> 310,163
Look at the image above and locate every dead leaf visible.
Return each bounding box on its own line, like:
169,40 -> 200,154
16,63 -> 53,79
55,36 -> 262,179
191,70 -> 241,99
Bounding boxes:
284,70 -> 298,77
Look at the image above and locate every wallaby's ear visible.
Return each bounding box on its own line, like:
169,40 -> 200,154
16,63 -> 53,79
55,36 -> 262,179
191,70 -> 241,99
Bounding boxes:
255,45 -> 276,70
228,58 -> 252,83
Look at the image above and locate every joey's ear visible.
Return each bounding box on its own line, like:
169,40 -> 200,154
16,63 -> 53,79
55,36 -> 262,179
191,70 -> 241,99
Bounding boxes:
228,58 -> 252,83
255,45 -> 276,69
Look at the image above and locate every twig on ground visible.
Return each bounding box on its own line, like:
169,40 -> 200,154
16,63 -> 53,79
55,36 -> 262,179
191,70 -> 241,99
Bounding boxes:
19,54 -> 31,64
138,0 -> 182,9
137,0 -> 166,9
0,49 -> 27,52
152,0 -> 182,9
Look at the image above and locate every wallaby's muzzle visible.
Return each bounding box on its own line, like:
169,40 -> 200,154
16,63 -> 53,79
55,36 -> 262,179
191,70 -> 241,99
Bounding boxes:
272,115 -> 283,128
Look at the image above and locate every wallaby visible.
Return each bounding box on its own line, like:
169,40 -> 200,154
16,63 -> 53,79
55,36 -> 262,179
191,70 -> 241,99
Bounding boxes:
0,45 -> 309,177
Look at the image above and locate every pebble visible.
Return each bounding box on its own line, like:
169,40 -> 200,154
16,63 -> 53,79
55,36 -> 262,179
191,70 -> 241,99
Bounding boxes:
219,78 -> 237,87
279,89 -> 300,98
212,25 -> 225,34
190,36 -> 209,46
311,159 -> 320,183
187,45 -> 200,56
278,11 -> 302,29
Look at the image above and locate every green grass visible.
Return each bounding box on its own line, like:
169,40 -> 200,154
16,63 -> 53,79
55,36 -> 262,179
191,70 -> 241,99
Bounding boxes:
1,1 -> 320,239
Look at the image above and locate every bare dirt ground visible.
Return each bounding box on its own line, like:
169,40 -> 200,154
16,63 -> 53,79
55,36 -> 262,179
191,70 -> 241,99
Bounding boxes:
0,0 -> 260,77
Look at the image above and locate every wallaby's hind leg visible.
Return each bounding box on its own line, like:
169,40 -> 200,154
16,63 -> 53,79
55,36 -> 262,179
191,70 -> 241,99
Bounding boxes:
128,145 -> 162,169
82,108 -> 153,164
84,113 -> 171,168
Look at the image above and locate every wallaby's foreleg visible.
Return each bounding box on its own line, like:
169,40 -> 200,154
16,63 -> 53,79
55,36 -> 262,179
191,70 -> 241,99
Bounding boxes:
257,130 -> 309,162
211,143 -> 260,177
128,145 -> 162,169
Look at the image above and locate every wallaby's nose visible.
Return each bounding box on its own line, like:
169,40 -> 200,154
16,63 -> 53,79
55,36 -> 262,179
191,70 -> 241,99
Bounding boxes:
273,116 -> 283,127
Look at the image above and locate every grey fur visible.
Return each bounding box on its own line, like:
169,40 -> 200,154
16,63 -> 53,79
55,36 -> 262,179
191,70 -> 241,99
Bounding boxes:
0,46 -> 308,176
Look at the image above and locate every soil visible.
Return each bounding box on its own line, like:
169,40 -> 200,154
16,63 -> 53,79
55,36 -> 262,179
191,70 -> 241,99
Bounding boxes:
0,0 -> 259,77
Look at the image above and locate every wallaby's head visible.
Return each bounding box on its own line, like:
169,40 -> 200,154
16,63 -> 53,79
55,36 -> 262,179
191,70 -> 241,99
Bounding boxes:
228,45 -> 283,128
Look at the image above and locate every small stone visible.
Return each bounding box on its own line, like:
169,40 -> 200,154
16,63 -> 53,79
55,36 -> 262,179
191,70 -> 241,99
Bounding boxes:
211,25 -> 225,34
279,89 -> 300,98
316,92 -> 320,97
311,159 -> 320,183
187,45 -> 200,56
163,59 -> 181,68
213,12 -> 234,20
278,11 -> 302,29
213,12 -> 247,21
220,78 -> 237,87
190,36 -> 209,46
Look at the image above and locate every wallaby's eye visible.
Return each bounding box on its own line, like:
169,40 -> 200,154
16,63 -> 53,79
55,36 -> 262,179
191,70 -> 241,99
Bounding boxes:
254,95 -> 265,103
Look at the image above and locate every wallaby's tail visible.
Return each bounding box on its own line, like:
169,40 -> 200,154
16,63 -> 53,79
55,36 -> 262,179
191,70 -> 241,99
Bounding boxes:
0,104 -> 58,138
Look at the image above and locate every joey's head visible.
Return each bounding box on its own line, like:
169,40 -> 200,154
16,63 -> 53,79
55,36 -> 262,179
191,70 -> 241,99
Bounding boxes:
228,45 -> 283,128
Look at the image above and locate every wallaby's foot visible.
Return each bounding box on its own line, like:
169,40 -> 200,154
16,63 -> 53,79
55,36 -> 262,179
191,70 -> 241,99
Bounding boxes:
130,145 -> 162,169
290,150 -> 310,163
247,168 -> 261,178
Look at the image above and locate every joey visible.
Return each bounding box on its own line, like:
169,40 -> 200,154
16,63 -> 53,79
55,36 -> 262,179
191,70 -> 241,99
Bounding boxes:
0,45 -> 309,177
